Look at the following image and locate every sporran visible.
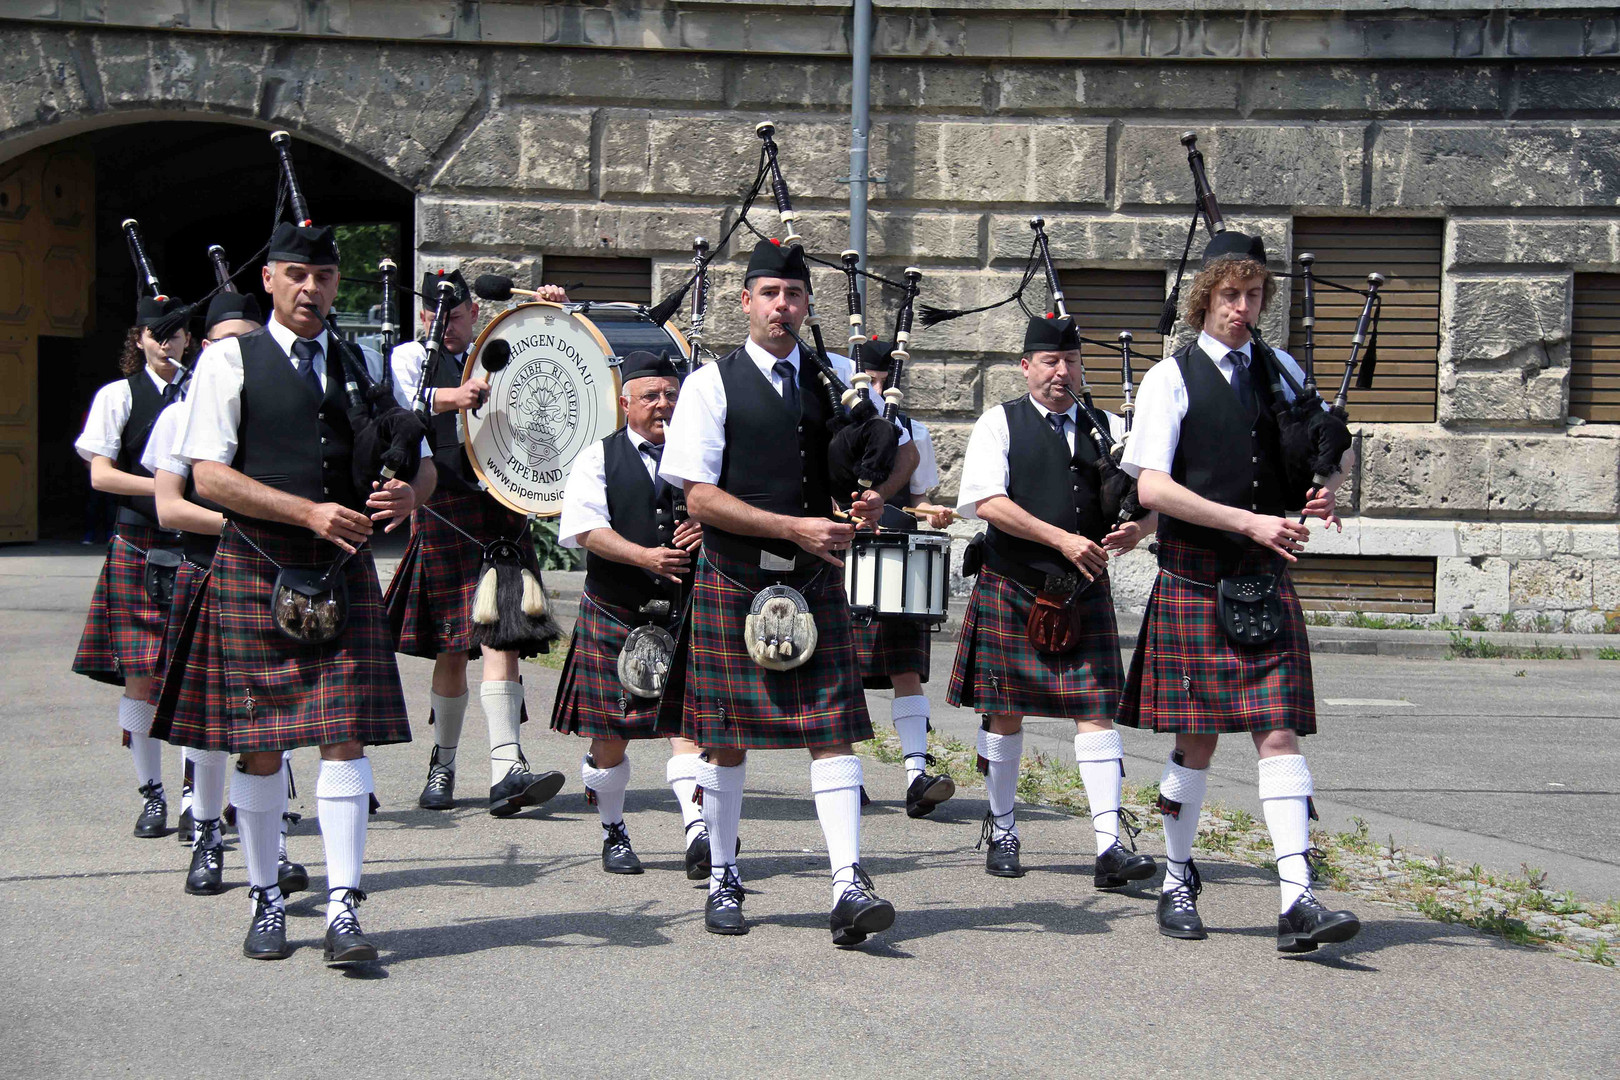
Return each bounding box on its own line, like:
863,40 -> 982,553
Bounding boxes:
744,584 -> 817,671
1216,574 -> 1283,646
618,623 -> 676,698
143,547 -> 184,606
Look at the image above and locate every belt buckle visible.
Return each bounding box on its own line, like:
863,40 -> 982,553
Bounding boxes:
759,550 -> 796,572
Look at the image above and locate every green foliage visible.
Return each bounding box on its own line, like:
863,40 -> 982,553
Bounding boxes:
1597,647 -> 1620,661
528,517 -> 581,571
334,223 -> 400,317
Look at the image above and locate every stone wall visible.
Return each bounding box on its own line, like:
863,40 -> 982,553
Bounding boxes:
3,3 -> 1620,623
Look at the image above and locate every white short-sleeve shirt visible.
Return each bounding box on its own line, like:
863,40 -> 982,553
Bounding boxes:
1121,330 -> 1313,479
557,425 -> 664,549
175,315 -> 405,467
904,416 -> 939,497
956,395 -> 1126,519
658,340 -> 904,489
75,367 -> 173,462
140,398 -> 192,478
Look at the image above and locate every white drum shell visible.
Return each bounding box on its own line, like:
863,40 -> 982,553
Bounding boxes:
844,531 -> 950,622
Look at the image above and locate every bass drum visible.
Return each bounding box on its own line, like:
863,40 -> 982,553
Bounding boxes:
462,302 -> 691,517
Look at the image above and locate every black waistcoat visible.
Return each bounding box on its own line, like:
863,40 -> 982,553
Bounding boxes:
883,413 -> 916,513
583,427 -> 679,609
1159,341 -> 1288,554
984,396 -> 1108,579
230,328 -> 362,530
708,346 -> 831,563
423,342 -> 475,492
115,371 -> 167,526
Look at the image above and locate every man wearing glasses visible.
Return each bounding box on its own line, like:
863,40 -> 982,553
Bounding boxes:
550,352 -> 711,876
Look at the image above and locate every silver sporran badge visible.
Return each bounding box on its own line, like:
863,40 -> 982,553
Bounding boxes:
618,623 -> 677,699
744,584 -> 817,672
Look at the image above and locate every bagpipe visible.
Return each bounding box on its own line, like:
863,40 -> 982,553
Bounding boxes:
122,218 -> 194,386
1170,131 -> 1373,515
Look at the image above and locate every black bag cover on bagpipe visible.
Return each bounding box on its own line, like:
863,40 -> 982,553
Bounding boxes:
1250,338 -> 1352,509
828,414 -> 900,498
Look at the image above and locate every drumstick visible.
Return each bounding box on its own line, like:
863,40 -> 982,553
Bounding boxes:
901,505 -> 957,524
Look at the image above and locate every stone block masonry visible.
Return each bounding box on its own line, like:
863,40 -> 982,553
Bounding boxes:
4,3 -> 1620,623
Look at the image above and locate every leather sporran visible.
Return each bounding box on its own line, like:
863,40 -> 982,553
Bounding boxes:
1025,572 -> 1087,656
270,564 -> 350,645
143,547 -> 184,606
744,584 -> 817,671
1216,574 -> 1283,646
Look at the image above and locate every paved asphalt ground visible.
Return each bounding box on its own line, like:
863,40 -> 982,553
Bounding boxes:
4,545 -> 1616,1078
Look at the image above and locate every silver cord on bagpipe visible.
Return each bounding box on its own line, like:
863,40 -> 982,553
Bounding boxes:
122,219 -> 165,301
269,130 -> 313,227
378,258 -> 399,358
883,266 -> 922,423
1181,131 -> 1225,238
687,236 -> 710,369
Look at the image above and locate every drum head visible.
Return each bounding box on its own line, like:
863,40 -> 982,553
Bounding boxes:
462,302 -> 623,517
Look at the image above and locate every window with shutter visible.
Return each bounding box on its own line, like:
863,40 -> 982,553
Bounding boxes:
1054,268 -> 1166,413
1292,555 -> 1436,614
1288,218 -> 1442,423
541,255 -> 653,304
1572,273 -> 1620,424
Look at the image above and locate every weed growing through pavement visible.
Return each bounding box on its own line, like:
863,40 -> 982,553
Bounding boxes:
860,732 -> 1619,965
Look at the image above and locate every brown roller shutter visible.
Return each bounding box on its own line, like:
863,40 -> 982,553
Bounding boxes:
541,255 -> 653,304
1572,273 -> 1620,424
1292,555 -> 1436,614
1289,218 -> 1442,423
1055,268 -> 1165,414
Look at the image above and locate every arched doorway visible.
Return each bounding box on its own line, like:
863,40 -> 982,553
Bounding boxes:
6,120 -> 414,542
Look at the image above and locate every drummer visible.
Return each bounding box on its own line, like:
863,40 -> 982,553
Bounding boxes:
849,338 -> 956,818
385,268 -> 570,818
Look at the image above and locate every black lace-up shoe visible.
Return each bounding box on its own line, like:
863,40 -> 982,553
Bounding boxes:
684,824 -> 712,881
1094,842 -> 1158,889
184,819 -> 225,895
1156,859 -> 1207,940
1277,893 -> 1361,953
323,888 -> 378,965
417,747 -> 456,810
176,805 -> 195,846
489,761 -> 565,818
904,757 -> 956,819
601,821 -> 644,874
978,811 -> 1024,878
277,856 -> 309,895
829,865 -> 895,947
243,886 -> 291,960
134,782 -> 167,839
704,867 -> 748,935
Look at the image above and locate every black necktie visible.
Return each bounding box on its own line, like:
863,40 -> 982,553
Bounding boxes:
161,379 -> 182,405
1228,351 -> 1253,412
773,359 -> 800,417
292,338 -> 324,398
1048,411 -> 1069,449
641,441 -> 669,502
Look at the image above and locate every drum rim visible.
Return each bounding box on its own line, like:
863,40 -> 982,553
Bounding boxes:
460,300 -> 625,518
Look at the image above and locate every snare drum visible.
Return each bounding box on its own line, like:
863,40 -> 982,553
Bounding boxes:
462,302 -> 691,516
844,531 -> 951,625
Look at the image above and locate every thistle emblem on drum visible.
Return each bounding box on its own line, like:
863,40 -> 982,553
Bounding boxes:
506,357 -> 580,465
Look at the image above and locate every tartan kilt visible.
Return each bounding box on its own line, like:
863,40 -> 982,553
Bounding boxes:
384,486 -> 528,659
550,588 -> 671,741
655,546 -> 872,750
851,614 -> 931,690
152,522 -> 412,753
946,566 -> 1123,721
1116,535 -> 1315,736
73,525 -> 173,686
146,557 -> 207,707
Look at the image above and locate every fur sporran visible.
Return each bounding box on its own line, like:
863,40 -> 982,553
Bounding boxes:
744,584 -> 817,671
468,536 -> 562,655
270,564 -> 350,645
618,623 -> 676,698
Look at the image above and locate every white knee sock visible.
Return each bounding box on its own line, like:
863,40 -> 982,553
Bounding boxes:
317,757 -> 372,926
811,756 -> 864,904
1075,730 -> 1126,855
893,695 -> 931,784
120,697 -> 161,790
978,727 -> 1023,835
582,754 -> 631,835
191,750 -> 229,822
1258,754 -> 1315,912
118,695 -> 155,734
481,681 -> 525,786
696,757 -> 745,894
430,690 -> 468,769
231,767 -> 288,899
666,753 -> 705,833
1159,755 -> 1207,891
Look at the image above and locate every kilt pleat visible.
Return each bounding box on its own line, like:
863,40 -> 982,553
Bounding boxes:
946,567 -> 1123,721
73,525 -> 173,686
1115,536 -> 1315,736
851,615 -> 931,690
384,487 -> 527,658
152,523 -> 411,753
656,547 -> 872,751
146,558 -> 207,706
549,589 -> 669,741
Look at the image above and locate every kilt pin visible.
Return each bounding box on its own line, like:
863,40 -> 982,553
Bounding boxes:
152,522 -> 412,754
1116,535 -> 1315,736
947,565 -> 1123,721
657,546 -> 873,751
73,524 -> 174,686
